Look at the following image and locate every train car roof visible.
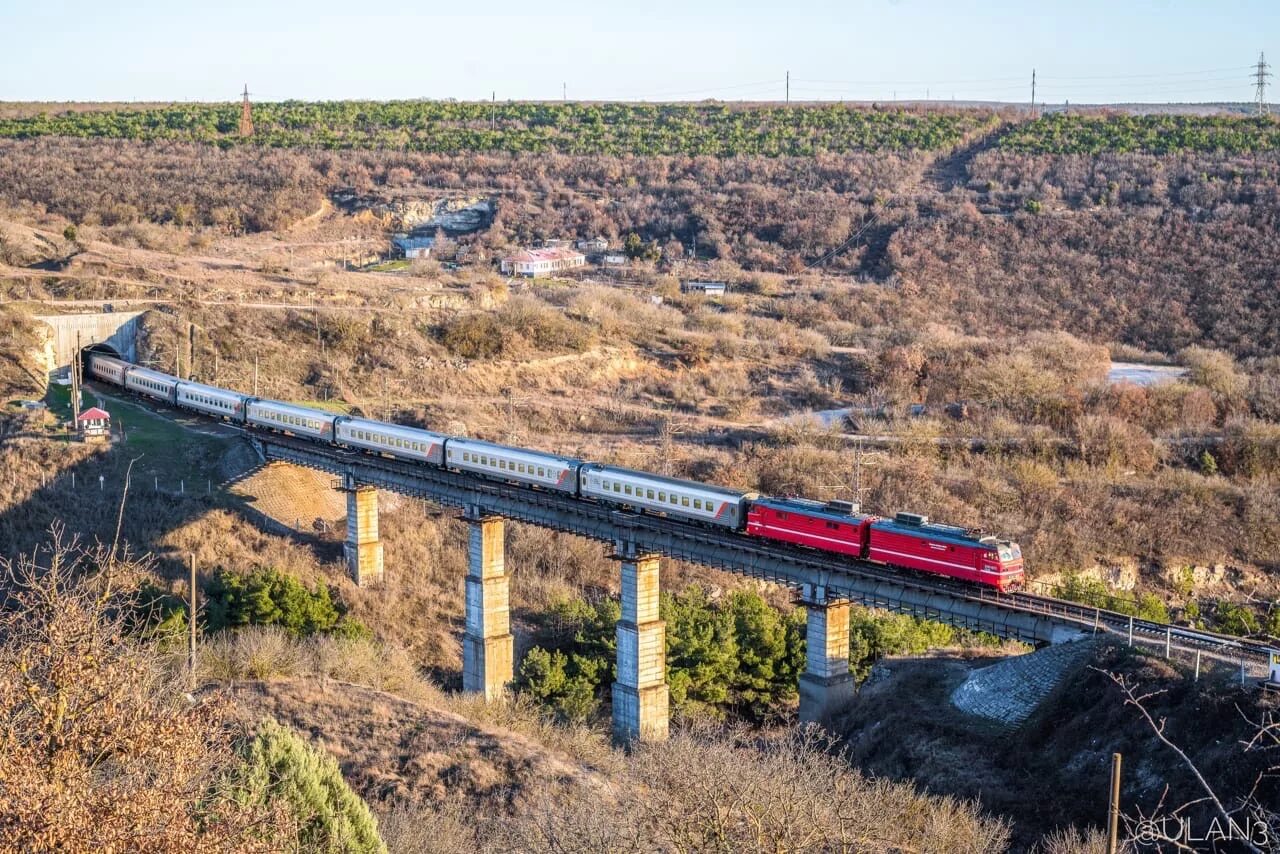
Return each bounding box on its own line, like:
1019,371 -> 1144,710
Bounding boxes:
751,496 -> 873,525
446,436 -> 582,465
126,366 -> 179,383
871,515 -> 1001,547
340,417 -> 450,439
583,463 -> 754,499
177,379 -> 248,398
247,399 -> 337,419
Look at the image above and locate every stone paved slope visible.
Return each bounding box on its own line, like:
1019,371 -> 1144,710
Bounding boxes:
950,639 -> 1100,726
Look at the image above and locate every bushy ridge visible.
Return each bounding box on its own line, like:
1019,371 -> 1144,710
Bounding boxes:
0,101 -> 997,156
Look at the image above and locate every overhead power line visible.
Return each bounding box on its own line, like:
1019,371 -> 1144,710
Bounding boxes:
1255,52 -> 1272,116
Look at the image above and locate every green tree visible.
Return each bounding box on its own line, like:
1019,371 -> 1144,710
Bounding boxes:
663,586 -> 737,710
1199,449 -> 1219,476
623,232 -> 645,259
1213,601 -> 1260,636
235,718 -> 386,854
203,568 -> 366,638
726,591 -> 805,716
847,607 -> 958,679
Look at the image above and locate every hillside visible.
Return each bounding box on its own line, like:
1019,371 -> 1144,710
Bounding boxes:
4,100 -> 1280,850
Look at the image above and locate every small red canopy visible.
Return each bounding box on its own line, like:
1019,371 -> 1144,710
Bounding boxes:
77,407 -> 110,422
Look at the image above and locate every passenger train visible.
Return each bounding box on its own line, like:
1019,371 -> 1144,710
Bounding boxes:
87,352 -> 1025,590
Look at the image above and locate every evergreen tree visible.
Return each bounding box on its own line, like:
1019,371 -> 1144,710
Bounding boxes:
236,718 -> 387,854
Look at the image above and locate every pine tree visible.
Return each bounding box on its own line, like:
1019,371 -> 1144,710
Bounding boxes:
236,718 -> 387,854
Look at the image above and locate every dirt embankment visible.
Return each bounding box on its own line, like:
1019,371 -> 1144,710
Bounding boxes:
836,644 -> 1280,850
224,678 -> 610,807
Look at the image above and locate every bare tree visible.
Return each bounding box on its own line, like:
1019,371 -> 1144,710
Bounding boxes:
0,531 -> 292,852
1101,669 -> 1279,854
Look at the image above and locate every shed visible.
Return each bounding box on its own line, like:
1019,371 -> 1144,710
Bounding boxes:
392,235 -> 435,259
77,406 -> 111,440
680,280 -> 728,298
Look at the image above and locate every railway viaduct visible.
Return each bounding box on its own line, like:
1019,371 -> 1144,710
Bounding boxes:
248,432 -> 1275,743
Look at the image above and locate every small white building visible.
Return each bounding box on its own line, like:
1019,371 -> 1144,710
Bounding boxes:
77,406 -> 111,442
500,247 -> 587,278
680,280 -> 728,298
601,253 -> 628,267
576,237 -> 609,253
392,235 -> 435,260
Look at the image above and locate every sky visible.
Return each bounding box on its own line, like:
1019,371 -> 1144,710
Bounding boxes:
1,0 -> 1275,104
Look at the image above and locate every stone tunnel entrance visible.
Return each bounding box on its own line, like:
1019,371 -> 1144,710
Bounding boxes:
32,311 -> 143,382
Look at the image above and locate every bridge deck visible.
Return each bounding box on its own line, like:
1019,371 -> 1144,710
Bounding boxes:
251,431 -> 1272,669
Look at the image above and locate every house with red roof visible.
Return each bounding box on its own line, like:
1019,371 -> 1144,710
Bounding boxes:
499,246 -> 586,278
77,406 -> 111,441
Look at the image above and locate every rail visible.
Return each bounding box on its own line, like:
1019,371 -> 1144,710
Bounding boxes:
249,430 -> 1274,671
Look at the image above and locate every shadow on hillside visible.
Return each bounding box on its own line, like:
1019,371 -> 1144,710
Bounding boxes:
0,428 -> 343,584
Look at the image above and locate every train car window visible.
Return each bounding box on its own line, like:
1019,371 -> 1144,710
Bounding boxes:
826,522 -> 840,531
538,467 -> 546,477
681,497 -> 690,507
693,499 -> 702,510
659,492 -> 666,502
613,483 -> 621,493
647,489 -> 655,499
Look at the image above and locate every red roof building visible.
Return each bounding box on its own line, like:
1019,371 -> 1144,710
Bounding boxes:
499,246 -> 586,278
77,406 -> 111,439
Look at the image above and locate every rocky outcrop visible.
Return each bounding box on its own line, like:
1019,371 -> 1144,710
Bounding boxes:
332,192 -> 495,234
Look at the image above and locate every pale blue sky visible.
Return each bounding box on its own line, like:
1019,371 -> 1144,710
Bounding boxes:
2,0 -> 1273,104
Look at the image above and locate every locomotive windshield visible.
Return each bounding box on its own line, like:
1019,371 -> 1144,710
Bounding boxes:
998,544 -> 1021,562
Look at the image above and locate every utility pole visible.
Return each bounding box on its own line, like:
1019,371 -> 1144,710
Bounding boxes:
562,81 -> 567,102
854,438 -> 863,509
786,70 -> 790,105
188,553 -> 198,690
71,331 -> 82,427
1030,68 -> 1036,109
253,355 -> 259,396
1255,52 -> 1272,116
239,84 -> 253,137
1106,753 -> 1122,854
491,91 -> 496,132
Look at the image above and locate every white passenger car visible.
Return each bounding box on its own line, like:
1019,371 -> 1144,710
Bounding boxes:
579,465 -> 752,528
444,438 -> 580,493
123,366 -> 180,404
86,353 -> 128,386
336,417 -> 447,466
176,380 -> 250,421
245,399 -> 338,441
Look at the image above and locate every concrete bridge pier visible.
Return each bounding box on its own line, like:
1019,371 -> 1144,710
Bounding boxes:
798,586 -> 855,726
343,478 -> 384,587
612,547 -> 669,743
462,507 -> 513,700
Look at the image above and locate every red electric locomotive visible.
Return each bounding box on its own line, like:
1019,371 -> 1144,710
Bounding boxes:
745,498 -> 1024,591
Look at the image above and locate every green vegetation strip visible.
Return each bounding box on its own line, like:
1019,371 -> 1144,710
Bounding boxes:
0,102 -> 993,155
1000,113 -> 1280,155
